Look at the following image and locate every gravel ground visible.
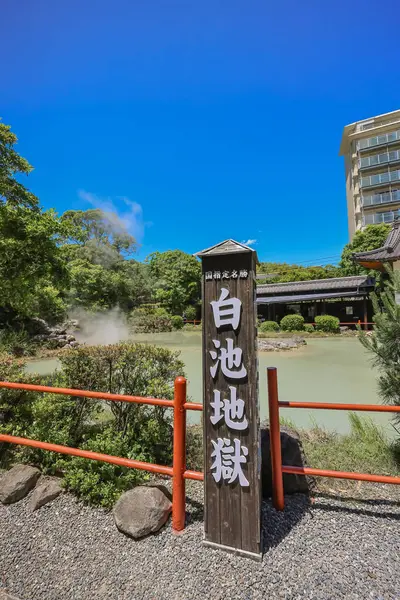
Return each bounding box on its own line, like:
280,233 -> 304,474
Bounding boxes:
0,480 -> 399,600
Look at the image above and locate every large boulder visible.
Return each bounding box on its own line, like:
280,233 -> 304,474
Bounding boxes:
261,424 -> 314,497
26,317 -> 51,335
29,477 -> 63,511
113,486 -> 172,539
0,465 -> 41,504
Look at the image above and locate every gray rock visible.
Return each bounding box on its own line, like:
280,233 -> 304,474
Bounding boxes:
26,317 -> 51,335
69,341 -> 80,348
261,424 -> 314,497
258,337 -> 306,352
31,334 -> 49,343
0,465 -> 41,504
50,326 -> 67,335
340,326 -> 350,333
66,334 -> 76,342
29,477 -> 63,511
113,486 -> 172,539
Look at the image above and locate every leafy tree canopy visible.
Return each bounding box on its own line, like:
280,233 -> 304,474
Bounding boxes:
0,121 -> 70,319
61,209 -> 137,256
147,250 -> 201,315
339,224 -> 390,276
0,121 -> 38,209
257,262 -> 340,282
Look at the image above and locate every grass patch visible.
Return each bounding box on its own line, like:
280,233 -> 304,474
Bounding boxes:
187,414 -> 400,497
182,324 -> 202,332
258,330 -> 344,339
301,413 -> 400,494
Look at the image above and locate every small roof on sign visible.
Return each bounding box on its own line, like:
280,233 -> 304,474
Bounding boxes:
195,239 -> 259,262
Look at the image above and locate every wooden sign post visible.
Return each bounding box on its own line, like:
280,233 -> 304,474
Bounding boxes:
196,239 -> 262,560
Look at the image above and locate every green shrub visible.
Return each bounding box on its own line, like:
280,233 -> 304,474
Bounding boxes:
61,427 -> 148,507
304,323 -> 315,333
153,306 -> 170,318
1,342 -> 185,505
171,315 -> 184,330
31,285 -> 67,325
0,330 -> 38,357
280,314 -> 305,331
59,343 -> 184,464
184,306 -> 197,321
315,315 -> 340,333
259,320 -> 279,332
129,306 -> 173,333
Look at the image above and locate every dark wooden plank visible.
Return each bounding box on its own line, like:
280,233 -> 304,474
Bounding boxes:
240,253 -> 261,554
199,245 -> 261,557
202,267 -> 220,544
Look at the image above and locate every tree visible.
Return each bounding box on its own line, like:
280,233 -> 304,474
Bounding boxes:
60,207 -> 152,312
0,120 -> 38,209
147,250 -> 201,315
61,209 -> 137,257
359,266 -> 400,425
0,121 -> 70,321
67,258 -> 152,312
257,262 -> 340,282
340,224 -> 390,276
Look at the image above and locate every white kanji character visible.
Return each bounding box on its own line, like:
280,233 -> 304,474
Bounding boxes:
213,271 -> 221,280
210,437 -> 249,486
209,338 -> 247,380
210,386 -> 248,430
239,269 -> 248,278
210,288 -> 241,331
205,271 -> 213,281
222,270 -> 230,279
231,270 -> 238,279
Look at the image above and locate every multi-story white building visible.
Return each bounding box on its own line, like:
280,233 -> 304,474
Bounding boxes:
339,109 -> 400,239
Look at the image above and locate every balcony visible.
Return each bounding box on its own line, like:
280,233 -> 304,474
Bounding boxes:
362,189 -> 400,208
360,169 -> 400,189
359,149 -> 400,170
363,209 -> 400,226
357,129 -> 400,151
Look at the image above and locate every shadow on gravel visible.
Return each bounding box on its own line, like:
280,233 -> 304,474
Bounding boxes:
313,500 -> 400,521
262,494 -> 311,552
315,492 -> 400,508
185,496 -> 204,525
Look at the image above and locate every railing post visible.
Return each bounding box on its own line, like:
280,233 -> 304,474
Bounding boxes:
267,367 -> 284,511
172,376 -> 187,531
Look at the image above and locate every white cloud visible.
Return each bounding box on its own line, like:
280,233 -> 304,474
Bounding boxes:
242,239 -> 257,246
78,190 -> 145,243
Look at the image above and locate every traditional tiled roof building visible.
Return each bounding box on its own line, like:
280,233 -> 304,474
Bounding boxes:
352,219 -> 400,271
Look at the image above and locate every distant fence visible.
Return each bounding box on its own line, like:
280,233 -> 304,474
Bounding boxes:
267,367 -> 400,511
0,378 -> 204,532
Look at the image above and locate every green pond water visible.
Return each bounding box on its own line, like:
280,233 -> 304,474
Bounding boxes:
26,333 -> 394,437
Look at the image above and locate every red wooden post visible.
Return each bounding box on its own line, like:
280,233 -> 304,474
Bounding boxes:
363,297 -> 368,331
267,367 -> 284,511
172,376 -> 187,531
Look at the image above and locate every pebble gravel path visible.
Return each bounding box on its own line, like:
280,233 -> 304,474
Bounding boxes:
0,480 -> 399,600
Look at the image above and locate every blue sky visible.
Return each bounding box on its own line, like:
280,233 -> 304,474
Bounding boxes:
3,0 -> 400,264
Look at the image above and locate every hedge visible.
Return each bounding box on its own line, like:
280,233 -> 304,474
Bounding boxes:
280,314 -> 305,331
259,320 -> 279,332
315,315 -> 340,333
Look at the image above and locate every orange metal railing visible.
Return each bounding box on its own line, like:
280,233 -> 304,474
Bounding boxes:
0,378 -> 204,531
267,367 -> 400,511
